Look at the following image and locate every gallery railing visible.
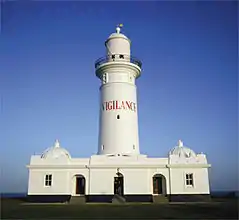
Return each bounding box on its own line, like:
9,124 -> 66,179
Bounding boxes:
95,54 -> 142,69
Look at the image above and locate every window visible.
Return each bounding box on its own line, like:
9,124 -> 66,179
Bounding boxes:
133,145 -> 135,149
117,115 -> 120,119
119,54 -> 124,59
102,73 -> 107,84
45,174 -> 52,186
185,173 -> 194,186
102,145 -> 104,150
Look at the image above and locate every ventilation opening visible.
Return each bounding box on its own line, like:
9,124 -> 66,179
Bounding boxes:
117,115 -> 120,119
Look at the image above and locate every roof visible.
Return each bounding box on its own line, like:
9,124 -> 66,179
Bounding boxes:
41,140 -> 71,159
169,140 -> 196,158
105,26 -> 131,44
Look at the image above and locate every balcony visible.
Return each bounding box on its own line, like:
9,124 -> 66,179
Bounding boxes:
95,54 -> 142,69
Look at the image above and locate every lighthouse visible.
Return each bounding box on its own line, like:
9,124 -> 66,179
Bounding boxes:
95,25 -> 142,156
27,25 -> 211,203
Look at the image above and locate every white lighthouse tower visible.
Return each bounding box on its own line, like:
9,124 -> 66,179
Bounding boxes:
95,25 -> 142,156
27,25 -> 211,203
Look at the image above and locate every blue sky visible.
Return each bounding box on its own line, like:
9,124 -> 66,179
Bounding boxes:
1,1 -> 238,193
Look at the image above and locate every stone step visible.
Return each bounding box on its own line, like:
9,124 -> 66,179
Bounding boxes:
112,194 -> 126,204
153,195 -> 169,203
69,196 -> 86,204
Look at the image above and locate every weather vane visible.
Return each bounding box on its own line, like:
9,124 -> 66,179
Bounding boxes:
116,23 -> 123,33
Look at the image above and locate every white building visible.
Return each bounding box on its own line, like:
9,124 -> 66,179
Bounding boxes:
27,26 -> 211,203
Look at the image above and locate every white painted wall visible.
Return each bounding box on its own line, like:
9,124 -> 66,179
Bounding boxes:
28,169 -> 70,195
169,168 -> 210,194
122,168 -> 150,194
27,166 -> 211,196
98,82 -> 140,156
89,167 -> 168,195
89,169 -> 115,195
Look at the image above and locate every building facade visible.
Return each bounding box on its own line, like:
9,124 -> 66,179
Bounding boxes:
27,26 -> 211,203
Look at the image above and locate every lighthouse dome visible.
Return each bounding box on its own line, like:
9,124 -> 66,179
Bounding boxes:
107,32 -> 129,41
105,25 -> 131,57
107,25 -> 130,41
169,140 -> 196,158
41,140 -> 71,159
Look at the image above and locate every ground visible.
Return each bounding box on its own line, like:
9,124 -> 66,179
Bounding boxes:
1,198 -> 238,219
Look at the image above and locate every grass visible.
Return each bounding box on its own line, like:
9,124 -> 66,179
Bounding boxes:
1,197 -> 238,219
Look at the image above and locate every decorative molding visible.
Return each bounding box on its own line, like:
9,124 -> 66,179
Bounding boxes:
167,164 -> 211,168
27,164 -> 168,169
27,163 -> 211,169
96,62 -> 141,79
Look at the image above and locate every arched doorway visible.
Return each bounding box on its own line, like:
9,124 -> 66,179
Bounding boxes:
152,174 -> 166,195
114,172 -> 124,196
75,175 -> 86,195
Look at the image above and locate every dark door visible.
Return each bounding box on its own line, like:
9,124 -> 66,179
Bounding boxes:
153,177 -> 163,194
153,177 -> 158,194
76,177 -> 85,195
158,177 -> 163,194
114,176 -> 124,196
